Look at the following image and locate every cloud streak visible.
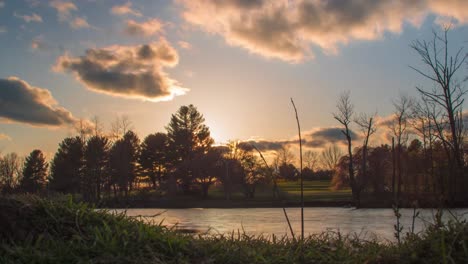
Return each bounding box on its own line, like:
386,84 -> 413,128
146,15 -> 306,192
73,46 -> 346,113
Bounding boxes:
124,19 -> 163,37
54,39 -> 188,101
0,77 -> 81,127
111,2 -> 142,17
179,0 -> 468,62
50,0 -> 77,21
14,12 -> 43,23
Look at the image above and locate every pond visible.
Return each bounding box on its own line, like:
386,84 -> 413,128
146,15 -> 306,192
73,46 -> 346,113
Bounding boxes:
115,207 -> 468,241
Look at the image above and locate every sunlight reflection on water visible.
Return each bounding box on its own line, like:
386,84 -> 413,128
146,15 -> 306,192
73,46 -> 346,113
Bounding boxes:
113,207 -> 468,241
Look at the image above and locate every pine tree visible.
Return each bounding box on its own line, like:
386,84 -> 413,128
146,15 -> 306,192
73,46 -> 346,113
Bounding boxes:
21,149 -> 48,193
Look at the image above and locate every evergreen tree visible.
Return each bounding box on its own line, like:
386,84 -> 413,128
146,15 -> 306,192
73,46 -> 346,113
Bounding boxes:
20,149 -> 48,193
139,133 -> 168,189
166,104 -> 213,194
109,131 -> 140,198
49,137 -> 84,194
84,135 -> 110,202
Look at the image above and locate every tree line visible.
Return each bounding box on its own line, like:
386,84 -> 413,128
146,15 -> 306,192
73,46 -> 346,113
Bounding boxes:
0,28 -> 466,207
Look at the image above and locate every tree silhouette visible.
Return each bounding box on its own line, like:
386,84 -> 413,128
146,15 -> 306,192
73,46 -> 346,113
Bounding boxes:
411,28 -> 467,201
166,104 -> 214,194
20,149 -> 48,193
83,135 -> 110,202
0,152 -> 23,193
50,137 -> 84,194
333,91 -> 359,205
139,133 -> 169,190
109,130 -> 140,198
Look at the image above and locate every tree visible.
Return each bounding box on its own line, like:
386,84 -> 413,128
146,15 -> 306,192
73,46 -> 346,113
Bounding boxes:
411,28 -> 467,200
320,144 -> 343,171
166,105 -> 214,194
278,163 -> 298,181
20,149 -> 48,193
333,91 -> 359,205
390,95 -> 413,200
192,147 -> 224,198
109,130 -> 140,198
83,135 -> 110,202
139,133 -> 169,189
0,153 -> 23,193
354,112 -> 377,203
304,150 -> 319,171
49,137 -> 84,194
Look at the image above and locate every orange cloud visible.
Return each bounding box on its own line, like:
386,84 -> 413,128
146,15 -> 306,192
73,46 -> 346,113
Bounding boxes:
179,0 -> 468,62
124,19 -> 164,37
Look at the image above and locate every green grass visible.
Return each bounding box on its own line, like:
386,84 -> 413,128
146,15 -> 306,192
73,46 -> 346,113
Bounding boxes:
208,180 -> 352,202
1,195 -> 468,263
278,180 -> 352,202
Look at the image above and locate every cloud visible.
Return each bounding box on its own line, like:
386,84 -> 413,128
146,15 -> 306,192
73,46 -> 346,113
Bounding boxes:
14,12 -> 43,23
0,1 -> 4,8
302,127 -> 360,148
50,0 -> 77,21
244,139 -> 290,152
124,19 -> 163,37
0,134 -> 11,141
54,39 -> 188,101
31,36 -> 48,51
0,77 -> 81,127
178,41 -> 192,50
70,16 -> 90,29
0,26 -> 6,34
179,0 -> 468,62
111,1 -> 142,17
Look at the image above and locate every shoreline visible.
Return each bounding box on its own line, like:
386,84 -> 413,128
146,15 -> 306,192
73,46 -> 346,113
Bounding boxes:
98,199 -> 468,209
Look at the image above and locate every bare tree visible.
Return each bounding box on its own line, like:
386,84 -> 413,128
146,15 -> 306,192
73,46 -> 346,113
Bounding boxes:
275,145 -> 295,166
390,94 -> 413,200
355,112 -> 377,197
304,150 -> 319,171
320,144 -> 343,171
110,115 -> 133,141
333,91 -> 358,205
411,99 -> 437,193
410,27 -> 467,199
0,152 -> 23,192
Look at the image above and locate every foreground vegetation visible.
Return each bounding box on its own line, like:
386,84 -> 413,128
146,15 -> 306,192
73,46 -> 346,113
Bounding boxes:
1,196 -> 468,263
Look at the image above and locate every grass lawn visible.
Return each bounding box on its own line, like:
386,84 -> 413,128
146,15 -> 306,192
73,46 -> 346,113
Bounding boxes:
207,180 -> 352,203
278,180 -> 352,202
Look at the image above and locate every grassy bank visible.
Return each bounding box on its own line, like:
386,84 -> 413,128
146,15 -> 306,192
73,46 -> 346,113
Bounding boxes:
100,180 -> 354,208
1,196 -> 468,263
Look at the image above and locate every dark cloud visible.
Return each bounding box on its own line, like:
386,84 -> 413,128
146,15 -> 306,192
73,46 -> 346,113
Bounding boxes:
303,127 -> 360,148
0,77 -> 79,127
54,39 -> 187,101
180,0 -> 468,62
244,139 -> 289,152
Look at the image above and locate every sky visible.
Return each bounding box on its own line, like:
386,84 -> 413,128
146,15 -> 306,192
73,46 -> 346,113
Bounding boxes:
0,0 -> 467,159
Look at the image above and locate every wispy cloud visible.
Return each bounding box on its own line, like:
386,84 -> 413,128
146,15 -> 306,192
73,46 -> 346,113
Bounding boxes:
54,39 -> 188,102
0,77 -> 82,127
50,0 -> 77,21
179,0 -> 468,63
14,12 -> 43,23
124,19 -> 163,37
178,41 -> 192,50
70,16 -> 90,29
0,1 -> 4,8
0,26 -> 6,34
50,0 -> 93,30
111,1 -> 142,17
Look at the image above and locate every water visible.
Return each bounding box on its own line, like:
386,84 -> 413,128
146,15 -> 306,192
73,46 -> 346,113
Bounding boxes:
115,207 -> 468,241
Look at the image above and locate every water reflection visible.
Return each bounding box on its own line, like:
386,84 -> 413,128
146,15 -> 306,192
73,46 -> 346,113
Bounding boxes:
114,208 -> 468,241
